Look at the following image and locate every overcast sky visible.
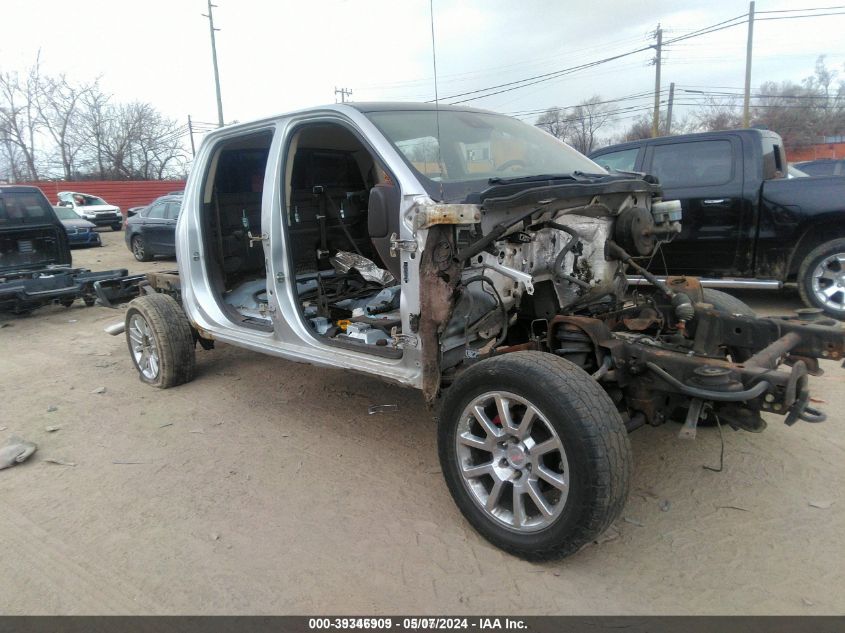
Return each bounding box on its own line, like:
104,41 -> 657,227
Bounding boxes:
2,0 -> 843,140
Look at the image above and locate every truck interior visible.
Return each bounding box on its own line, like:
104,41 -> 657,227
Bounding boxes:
282,122 -> 403,357
201,130 -> 273,331
201,123 -> 404,357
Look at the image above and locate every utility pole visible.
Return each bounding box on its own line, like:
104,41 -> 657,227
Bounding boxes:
202,0 -> 225,127
666,82 -> 675,136
188,115 -> 196,156
743,1 -> 755,128
651,24 -> 663,138
334,87 -> 352,103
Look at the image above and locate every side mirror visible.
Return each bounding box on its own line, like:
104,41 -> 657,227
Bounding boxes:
367,185 -> 398,238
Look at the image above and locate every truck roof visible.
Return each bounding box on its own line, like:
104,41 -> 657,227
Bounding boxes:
591,128 -> 783,156
204,101 -> 502,138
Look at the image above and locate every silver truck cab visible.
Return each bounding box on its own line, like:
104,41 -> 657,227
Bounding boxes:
176,104 -> 432,390
122,103 -> 845,561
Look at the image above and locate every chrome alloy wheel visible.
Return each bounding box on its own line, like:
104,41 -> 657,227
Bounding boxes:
455,391 -> 569,532
132,237 -> 145,260
128,314 -> 160,380
811,252 -> 845,312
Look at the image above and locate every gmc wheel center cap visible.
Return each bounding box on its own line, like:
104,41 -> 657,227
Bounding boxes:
506,444 -> 528,469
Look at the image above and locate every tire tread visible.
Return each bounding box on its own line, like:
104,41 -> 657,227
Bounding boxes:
125,293 -> 195,388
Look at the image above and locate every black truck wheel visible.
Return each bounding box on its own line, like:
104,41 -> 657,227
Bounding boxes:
111,223 -> 123,231
702,288 -> 755,317
132,235 -> 152,262
125,293 -> 195,388
798,238 -> 845,319
438,351 -> 631,561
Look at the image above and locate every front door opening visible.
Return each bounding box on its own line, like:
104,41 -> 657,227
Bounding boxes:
284,122 -> 403,358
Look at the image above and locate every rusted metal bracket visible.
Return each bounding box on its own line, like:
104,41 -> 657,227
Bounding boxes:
413,203 -> 481,230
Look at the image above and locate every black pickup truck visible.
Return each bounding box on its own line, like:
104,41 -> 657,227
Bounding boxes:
590,129 -> 845,318
0,185 -> 135,313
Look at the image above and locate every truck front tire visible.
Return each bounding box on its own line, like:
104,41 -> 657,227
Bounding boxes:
437,351 -> 631,561
125,293 -> 196,388
798,238 -> 845,319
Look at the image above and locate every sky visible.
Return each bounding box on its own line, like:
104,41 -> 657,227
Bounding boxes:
2,0 -> 844,143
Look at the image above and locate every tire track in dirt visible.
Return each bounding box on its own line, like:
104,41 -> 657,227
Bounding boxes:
0,506 -> 155,614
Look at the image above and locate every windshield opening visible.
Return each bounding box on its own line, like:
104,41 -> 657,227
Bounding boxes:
365,109 -> 605,201
78,194 -> 108,206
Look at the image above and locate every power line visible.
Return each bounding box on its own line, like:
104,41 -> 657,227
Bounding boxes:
756,5 -> 845,13
661,13 -> 749,45
438,45 -> 655,105
504,90 -> 661,117
757,11 -> 845,20
431,11 -> 756,106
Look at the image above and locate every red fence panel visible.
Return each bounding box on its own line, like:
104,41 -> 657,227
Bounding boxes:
13,180 -> 187,216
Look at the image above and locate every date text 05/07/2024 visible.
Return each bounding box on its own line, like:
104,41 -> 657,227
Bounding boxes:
308,618 -> 528,630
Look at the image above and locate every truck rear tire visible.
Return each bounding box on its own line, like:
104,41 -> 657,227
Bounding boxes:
125,293 -> 195,388
798,238 -> 845,319
437,351 -> 631,561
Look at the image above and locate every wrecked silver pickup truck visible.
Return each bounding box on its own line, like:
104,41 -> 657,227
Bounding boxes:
117,103 -> 845,560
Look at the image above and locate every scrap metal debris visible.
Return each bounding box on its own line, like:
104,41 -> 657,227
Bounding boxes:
91,386 -> 106,394
368,404 -> 399,415
45,426 -> 61,433
47,405 -> 58,413
0,436 -> 37,470
623,517 -> 644,527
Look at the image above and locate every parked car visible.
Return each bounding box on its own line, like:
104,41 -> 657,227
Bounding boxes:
112,103 -> 844,561
590,129 -> 845,318
57,191 -> 123,231
793,158 -> 845,177
124,193 -> 182,261
53,205 -> 102,248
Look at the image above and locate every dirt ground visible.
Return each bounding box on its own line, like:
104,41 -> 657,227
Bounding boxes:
1,229 -> 843,615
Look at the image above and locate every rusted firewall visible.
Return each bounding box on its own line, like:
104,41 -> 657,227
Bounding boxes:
419,225 -> 462,404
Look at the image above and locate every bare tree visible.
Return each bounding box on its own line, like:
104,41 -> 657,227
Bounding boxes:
85,101 -> 188,180
36,74 -> 95,179
535,107 -> 572,141
77,86 -> 112,179
567,97 -> 615,154
691,95 -> 743,133
534,97 -> 614,154
0,62 -> 43,180
751,81 -> 820,147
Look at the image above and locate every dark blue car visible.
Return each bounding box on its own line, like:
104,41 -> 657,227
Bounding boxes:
53,205 -> 102,248
124,193 -> 182,261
